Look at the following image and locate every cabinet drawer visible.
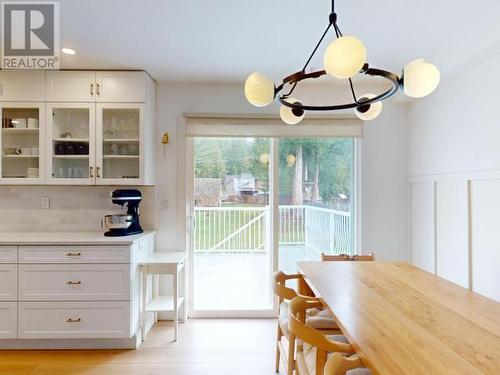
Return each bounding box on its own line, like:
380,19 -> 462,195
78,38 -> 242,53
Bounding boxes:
0,246 -> 17,263
0,265 -> 17,301
19,246 -> 130,263
19,264 -> 129,301
19,301 -> 130,339
0,302 -> 17,338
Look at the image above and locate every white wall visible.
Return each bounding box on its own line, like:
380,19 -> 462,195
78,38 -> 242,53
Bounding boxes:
408,46 -> 500,301
155,82 -> 409,261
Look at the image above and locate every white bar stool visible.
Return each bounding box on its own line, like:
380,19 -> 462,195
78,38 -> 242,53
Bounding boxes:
139,252 -> 186,341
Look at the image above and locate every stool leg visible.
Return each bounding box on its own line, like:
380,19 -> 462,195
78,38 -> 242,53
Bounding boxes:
141,267 -> 147,342
173,269 -> 179,341
153,274 -> 159,323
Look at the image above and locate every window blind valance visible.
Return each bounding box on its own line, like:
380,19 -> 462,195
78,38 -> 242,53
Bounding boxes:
184,114 -> 363,138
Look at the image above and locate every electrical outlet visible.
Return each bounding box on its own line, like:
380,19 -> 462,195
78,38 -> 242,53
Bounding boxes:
162,200 -> 169,209
41,196 -> 50,209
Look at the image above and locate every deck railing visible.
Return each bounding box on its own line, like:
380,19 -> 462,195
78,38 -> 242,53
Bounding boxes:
194,205 -> 351,253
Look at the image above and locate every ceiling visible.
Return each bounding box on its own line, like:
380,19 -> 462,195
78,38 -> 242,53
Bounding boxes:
58,0 -> 500,83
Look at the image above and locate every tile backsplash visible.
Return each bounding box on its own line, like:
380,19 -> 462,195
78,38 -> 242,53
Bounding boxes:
0,186 -> 154,232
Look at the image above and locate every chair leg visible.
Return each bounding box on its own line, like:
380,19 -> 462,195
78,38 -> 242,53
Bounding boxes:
287,333 -> 296,375
275,325 -> 282,373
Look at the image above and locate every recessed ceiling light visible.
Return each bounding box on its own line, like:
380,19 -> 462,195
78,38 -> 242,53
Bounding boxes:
61,48 -> 76,55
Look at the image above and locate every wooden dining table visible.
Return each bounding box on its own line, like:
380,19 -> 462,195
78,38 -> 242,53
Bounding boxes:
297,261 -> 500,375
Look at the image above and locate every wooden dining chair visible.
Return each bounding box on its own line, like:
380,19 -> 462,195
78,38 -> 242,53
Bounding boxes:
289,296 -> 355,375
321,253 -> 375,262
273,271 -> 340,375
324,353 -> 372,375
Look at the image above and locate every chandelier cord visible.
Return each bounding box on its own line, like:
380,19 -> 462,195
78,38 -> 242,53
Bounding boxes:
334,22 -> 359,103
283,19 -> 334,98
283,2 -> 360,104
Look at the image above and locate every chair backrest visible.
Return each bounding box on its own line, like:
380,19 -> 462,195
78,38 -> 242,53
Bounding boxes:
324,353 -> 366,375
289,297 -> 354,375
273,271 -> 317,303
321,253 -> 375,262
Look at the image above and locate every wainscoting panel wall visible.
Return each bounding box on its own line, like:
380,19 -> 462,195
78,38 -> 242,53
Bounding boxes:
410,175 -> 500,302
410,182 -> 435,273
435,181 -> 469,288
470,179 -> 500,301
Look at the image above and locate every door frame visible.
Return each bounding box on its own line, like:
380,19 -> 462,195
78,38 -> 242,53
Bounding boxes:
186,136 -> 361,318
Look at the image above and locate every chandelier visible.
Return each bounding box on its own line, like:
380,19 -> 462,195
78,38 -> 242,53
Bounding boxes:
244,0 -> 440,124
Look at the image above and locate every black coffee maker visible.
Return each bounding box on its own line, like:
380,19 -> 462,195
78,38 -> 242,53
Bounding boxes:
104,189 -> 143,237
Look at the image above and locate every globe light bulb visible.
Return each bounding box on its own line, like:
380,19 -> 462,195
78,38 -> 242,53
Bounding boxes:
286,154 -> 296,167
244,72 -> 275,107
280,98 -> 305,125
354,94 -> 382,121
324,36 -> 367,79
403,59 -> 440,98
259,153 -> 269,165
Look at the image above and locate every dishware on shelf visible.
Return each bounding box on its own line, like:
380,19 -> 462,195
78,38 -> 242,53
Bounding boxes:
20,147 -> 32,155
2,118 -> 12,128
57,167 -> 65,178
27,168 -> 39,178
111,144 -> 119,155
4,147 -> 18,155
12,118 -> 27,128
31,147 -> 39,156
27,118 -> 39,128
60,132 -> 72,139
75,142 -> 89,155
126,143 -> 139,155
54,143 -> 66,155
65,143 -> 75,155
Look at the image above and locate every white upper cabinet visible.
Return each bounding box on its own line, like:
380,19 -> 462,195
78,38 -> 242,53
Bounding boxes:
95,71 -> 146,103
46,71 -> 96,102
0,71 -> 45,102
0,102 -> 46,185
0,70 -> 155,186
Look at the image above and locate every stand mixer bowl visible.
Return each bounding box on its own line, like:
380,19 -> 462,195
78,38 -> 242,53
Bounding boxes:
104,214 -> 133,230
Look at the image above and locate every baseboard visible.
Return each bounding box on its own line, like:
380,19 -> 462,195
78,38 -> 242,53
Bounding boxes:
0,337 -> 138,350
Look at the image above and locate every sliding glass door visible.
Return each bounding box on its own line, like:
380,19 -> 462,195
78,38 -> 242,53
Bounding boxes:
192,137 -> 273,313
277,138 -> 354,276
188,136 -> 355,316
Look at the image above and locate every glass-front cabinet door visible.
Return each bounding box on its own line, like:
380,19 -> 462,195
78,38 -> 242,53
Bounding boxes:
96,103 -> 143,185
0,103 -> 45,184
46,103 -> 95,184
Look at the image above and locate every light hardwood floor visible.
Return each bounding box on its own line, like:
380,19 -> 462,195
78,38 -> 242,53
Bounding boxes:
0,319 -> 278,375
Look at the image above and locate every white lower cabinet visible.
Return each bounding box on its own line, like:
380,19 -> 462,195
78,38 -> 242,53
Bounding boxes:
0,232 -> 155,347
0,265 -> 17,301
19,264 -> 130,301
0,246 -> 17,263
18,301 -> 130,339
0,302 -> 17,338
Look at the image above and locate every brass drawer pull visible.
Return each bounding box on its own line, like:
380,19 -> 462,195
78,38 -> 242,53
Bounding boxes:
66,280 -> 82,285
66,252 -> 81,257
66,318 -> 81,323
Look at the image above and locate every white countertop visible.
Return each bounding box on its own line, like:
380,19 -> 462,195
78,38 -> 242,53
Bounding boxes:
0,231 -> 155,245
